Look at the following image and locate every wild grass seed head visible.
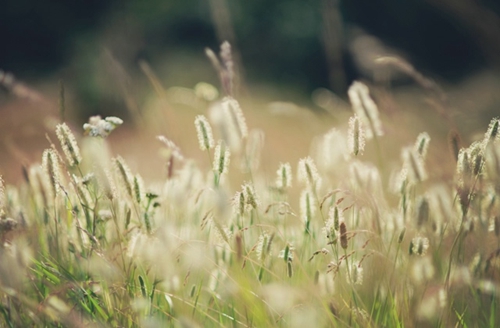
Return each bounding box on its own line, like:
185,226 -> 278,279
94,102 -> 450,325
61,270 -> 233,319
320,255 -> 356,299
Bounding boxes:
414,132 -> 431,159
403,146 -> 427,183
243,183 -> 258,210
243,129 -> 264,172
42,149 -> 61,200
194,115 -> 215,151
113,156 -> 134,199
348,81 -> 383,139
410,236 -> 430,256
348,115 -> 365,156
276,162 -> 292,189
300,189 -> 316,230
298,157 -> 320,189
213,140 -> 230,177
484,117 -> 500,145
56,123 -> 81,166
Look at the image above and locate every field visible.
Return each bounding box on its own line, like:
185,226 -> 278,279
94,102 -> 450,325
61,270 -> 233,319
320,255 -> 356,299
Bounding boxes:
1,44 -> 500,327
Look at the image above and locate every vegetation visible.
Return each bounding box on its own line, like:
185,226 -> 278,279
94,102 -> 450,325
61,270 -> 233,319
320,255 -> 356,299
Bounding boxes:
0,43 -> 499,327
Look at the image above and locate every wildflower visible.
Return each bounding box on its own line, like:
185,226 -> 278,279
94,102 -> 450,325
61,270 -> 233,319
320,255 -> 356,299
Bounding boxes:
348,115 -> 365,156
276,162 -> 292,189
194,115 -> 214,151
348,81 -> 383,139
83,115 -> 123,138
56,123 -> 81,166
298,157 -> 320,189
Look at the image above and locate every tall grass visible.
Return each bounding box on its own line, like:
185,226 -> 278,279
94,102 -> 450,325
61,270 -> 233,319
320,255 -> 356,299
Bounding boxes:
0,46 -> 499,327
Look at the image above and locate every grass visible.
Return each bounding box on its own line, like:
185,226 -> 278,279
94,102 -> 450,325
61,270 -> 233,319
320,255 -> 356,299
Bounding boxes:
1,45 -> 500,327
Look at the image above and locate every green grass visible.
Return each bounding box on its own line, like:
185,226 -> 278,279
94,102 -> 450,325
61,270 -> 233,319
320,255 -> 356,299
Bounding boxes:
1,48 -> 500,327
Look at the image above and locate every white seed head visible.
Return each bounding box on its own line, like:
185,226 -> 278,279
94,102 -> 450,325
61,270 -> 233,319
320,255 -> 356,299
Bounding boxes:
298,157 -> 320,188
348,81 -> 383,139
276,162 -> 292,189
243,183 -> 258,210
56,123 -> 81,166
194,115 -> 215,151
348,115 -> 366,156
113,156 -> 134,199
222,96 -> 248,139
484,117 -> 500,145
300,189 -> 316,224
42,149 -> 61,199
410,236 -> 430,256
213,140 -> 231,177
403,147 -> 427,183
157,135 -> 184,161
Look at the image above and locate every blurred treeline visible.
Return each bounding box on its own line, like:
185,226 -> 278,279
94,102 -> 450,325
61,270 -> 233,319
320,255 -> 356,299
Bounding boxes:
2,0 -> 500,119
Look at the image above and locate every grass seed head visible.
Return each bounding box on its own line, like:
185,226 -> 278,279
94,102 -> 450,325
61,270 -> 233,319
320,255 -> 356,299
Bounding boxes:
348,115 -> 365,156
56,123 -> 81,166
213,140 -> 230,177
194,115 -> 215,151
348,81 -> 383,139
42,149 -> 61,200
298,157 -> 320,189
276,162 -> 292,189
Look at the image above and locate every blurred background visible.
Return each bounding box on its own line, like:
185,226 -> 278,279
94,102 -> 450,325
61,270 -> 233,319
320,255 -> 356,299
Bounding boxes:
2,0 -> 500,182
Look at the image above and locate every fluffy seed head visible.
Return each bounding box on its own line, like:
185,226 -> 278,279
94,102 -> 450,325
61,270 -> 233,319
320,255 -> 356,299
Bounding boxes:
56,123 -> 81,166
348,115 -> 366,156
298,157 -> 320,189
403,147 -> 427,183
276,162 -> 292,189
42,149 -> 61,199
213,140 -> 230,177
222,97 -> 248,139
194,115 -> 215,151
113,156 -> 134,199
243,183 -> 258,210
348,81 -> 383,139
410,236 -> 430,256
300,189 -> 316,225
484,117 -> 500,145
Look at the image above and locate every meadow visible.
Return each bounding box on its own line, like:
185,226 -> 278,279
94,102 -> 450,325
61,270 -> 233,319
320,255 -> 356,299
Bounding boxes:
0,43 -> 499,327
